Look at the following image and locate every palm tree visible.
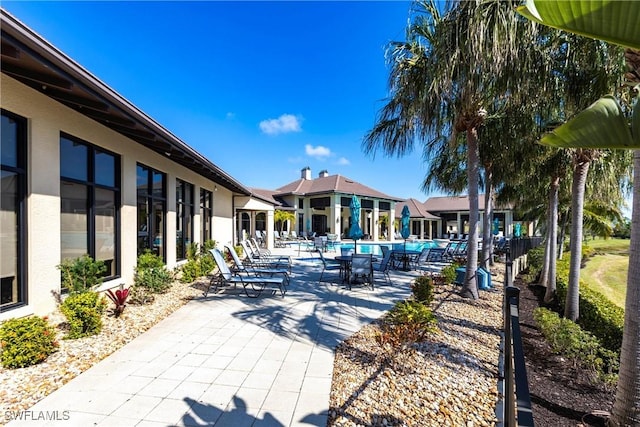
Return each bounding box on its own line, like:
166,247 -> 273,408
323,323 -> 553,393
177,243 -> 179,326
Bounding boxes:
274,209 -> 295,235
518,1 -> 639,423
363,0 -> 540,299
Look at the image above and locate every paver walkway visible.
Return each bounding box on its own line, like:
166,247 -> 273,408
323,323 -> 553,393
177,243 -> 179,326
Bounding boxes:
9,249 -> 416,427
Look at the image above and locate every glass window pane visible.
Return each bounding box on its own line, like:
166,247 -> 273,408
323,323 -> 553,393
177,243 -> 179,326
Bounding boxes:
176,203 -> 184,259
1,115 -> 18,167
152,201 -> 164,257
95,188 -> 115,276
176,180 -> 183,203
152,171 -> 164,198
60,137 -> 88,181
95,150 -> 115,187
137,196 -> 149,254
137,164 -> 148,197
1,171 -> 19,306
61,181 -> 88,261
185,183 -> 192,206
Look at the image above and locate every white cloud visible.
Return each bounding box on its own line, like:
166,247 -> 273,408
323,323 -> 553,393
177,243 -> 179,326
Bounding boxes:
336,157 -> 350,165
225,112 -> 235,120
259,114 -> 302,135
305,144 -> 332,159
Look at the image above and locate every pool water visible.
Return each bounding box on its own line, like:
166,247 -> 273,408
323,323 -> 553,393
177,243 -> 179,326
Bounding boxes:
334,241 -> 437,256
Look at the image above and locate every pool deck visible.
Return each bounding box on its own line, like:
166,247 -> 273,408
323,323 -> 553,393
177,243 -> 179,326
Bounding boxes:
7,246 -> 419,427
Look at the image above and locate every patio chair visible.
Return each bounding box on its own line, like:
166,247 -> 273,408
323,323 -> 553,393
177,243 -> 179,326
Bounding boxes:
273,230 -> 285,248
249,238 -> 272,256
350,254 -> 373,290
239,240 -> 291,271
317,249 -> 342,284
413,247 -> 432,271
326,233 -> 338,252
313,236 -> 326,252
224,244 -> 290,286
372,248 -> 392,284
340,247 -> 353,257
206,248 -> 286,298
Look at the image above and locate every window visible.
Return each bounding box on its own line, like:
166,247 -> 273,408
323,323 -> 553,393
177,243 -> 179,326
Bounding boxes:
137,164 -> 166,258
60,134 -> 120,279
176,179 -> 194,260
1,110 -> 27,309
240,212 -> 251,238
256,212 -> 266,232
200,189 -> 213,243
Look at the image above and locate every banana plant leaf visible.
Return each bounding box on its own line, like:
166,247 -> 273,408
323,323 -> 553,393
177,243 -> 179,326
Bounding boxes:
541,96 -> 637,149
517,0 -> 640,49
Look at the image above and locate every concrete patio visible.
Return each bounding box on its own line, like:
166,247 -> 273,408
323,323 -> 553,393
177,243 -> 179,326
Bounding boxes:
8,247 -> 417,427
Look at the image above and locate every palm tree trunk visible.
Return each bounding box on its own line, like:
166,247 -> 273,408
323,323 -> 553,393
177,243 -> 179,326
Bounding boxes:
544,176 -> 560,303
610,149 -> 640,426
461,128 -> 480,300
565,158 -> 590,321
539,196 -> 551,288
558,211 -> 568,260
481,173 -> 493,271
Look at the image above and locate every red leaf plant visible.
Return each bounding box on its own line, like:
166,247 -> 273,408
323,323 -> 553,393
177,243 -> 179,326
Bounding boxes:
106,287 -> 130,317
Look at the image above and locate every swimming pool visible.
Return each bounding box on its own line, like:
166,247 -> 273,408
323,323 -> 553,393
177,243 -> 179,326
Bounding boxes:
334,240 -> 438,256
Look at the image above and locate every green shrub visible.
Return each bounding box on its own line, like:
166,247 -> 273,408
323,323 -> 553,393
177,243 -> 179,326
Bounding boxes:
58,254 -> 106,294
0,316 -> 59,368
411,275 -> 434,304
378,300 -> 437,347
533,307 -> 618,386
180,242 -> 217,283
554,256 -> 623,352
134,251 -> 173,294
527,246 -> 545,272
387,300 -> 437,327
525,246 -> 545,282
60,292 -> 106,339
440,264 -> 458,285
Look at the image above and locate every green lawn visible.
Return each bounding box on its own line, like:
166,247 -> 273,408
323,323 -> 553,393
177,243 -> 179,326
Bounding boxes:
581,238 -> 629,309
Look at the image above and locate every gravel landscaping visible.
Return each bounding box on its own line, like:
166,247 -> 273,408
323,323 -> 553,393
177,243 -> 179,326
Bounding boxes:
1,267 -> 505,427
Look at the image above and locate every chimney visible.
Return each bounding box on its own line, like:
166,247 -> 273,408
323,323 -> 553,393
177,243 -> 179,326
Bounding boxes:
301,166 -> 311,180
319,170 -> 329,178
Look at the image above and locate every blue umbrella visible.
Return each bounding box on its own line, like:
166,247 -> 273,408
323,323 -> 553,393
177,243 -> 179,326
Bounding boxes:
349,195 -> 364,253
399,205 -> 411,270
400,205 -> 411,239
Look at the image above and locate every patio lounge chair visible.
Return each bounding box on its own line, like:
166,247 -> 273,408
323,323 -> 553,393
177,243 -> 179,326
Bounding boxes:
240,240 -> 291,266
239,241 -> 291,273
224,244 -> 290,286
249,238 -> 273,256
206,248 -> 286,298
273,230 -> 285,248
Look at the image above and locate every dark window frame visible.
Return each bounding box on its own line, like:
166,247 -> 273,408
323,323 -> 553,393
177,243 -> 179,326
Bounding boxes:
60,132 -> 121,281
136,163 -> 166,260
200,188 -> 213,243
1,109 -> 28,310
176,178 -> 194,261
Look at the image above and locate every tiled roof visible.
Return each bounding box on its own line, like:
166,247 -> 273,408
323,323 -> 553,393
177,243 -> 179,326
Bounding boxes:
396,198 -> 440,220
249,188 -> 294,209
275,174 -> 402,201
423,194 -> 513,212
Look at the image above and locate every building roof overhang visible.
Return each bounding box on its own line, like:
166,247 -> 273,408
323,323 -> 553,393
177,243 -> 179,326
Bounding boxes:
1,9 -> 251,196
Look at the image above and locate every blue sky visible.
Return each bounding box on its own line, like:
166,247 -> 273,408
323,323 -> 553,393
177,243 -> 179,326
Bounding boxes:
3,1 -> 442,201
